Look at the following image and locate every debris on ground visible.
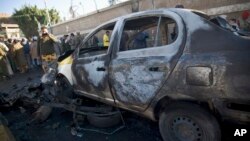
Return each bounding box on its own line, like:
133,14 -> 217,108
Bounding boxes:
52,122 -> 60,129
18,107 -> 26,114
0,70 -> 129,140
31,106 -> 52,124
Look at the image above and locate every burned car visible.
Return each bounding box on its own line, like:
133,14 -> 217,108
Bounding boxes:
53,8 -> 250,141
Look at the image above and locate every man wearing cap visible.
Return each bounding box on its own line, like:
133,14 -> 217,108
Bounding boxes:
38,26 -> 58,72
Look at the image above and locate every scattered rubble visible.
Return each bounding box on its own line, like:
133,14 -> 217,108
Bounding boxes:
31,106 -> 52,123
0,70 -> 127,141
18,107 -> 26,114
52,122 -> 60,129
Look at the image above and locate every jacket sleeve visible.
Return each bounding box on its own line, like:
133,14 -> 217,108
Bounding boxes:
48,34 -> 58,43
0,42 -> 9,52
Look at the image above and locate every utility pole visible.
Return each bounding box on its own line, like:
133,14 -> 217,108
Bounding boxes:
151,0 -> 155,9
69,0 -> 76,18
43,0 -> 51,28
79,2 -> 84,15
93,0 -> 98,12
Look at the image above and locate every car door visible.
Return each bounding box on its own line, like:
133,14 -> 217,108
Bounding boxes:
72,21 -> 118,103
109,11 -> 185,111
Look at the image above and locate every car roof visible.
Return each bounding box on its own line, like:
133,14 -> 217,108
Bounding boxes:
101,8 -> 208,25
87,8 -> 210,39
117,8 -> 209,20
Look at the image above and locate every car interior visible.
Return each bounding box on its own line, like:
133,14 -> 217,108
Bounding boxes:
119,16 -> 177,52
79,23 -> 116,57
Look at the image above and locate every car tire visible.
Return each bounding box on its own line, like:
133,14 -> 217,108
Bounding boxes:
159,102 -> 221,141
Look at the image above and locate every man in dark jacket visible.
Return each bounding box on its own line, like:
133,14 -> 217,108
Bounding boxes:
22,38 -> 32,69
38,26 -> 59,72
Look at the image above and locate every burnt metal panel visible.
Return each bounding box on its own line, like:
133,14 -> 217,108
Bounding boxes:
186,66 -> 213,86
69,9 -> 250,122
110,57 -> 168,106
149,9 -> 250,121
109,10 -> 186,112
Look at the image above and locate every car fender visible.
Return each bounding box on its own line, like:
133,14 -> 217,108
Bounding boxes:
57,55 -> 74,85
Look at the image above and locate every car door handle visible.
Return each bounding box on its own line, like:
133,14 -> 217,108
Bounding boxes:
96,67 -> 106,71
149,67 -> 159,71
149,66 -> 167,72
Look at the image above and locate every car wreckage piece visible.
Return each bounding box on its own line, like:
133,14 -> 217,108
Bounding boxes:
2,8 -> 250,141
56,9 -> 250,141
46,8 -> 250,141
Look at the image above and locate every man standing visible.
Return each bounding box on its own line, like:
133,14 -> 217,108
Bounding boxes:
61,34 -> 70,53
103,31 -> 110,48
30,36 -> 40,68
13,39 -> 27,73
38,26 -> 58,72
238,11 -> 250,32
5,39 -> 17,72
0,35 -> 13,79
22,38 -> 32,69
69,33 -> 76,50
75,32 -> 83,47
132,31 -> 148,49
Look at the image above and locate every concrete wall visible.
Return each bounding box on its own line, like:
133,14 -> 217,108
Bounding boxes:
51,0 -> 250,36
51,1 -> 132,36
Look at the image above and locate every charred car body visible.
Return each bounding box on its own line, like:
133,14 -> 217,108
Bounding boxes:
51,8 -> 250,141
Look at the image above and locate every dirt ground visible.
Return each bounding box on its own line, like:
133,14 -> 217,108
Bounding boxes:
0,69 -> 249,141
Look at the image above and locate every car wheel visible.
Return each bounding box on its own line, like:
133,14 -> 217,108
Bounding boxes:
159,102 -> 221,141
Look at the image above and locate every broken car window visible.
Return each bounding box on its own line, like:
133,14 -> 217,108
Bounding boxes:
119,16 -> 177,51
119,16 -> 158,51
158,17 -> 178,46
79,22 -> 116,57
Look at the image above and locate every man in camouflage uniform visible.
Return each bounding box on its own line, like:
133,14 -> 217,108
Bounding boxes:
38,26 -> 59,72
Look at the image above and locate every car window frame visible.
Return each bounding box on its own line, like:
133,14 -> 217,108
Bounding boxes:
118,15 -> 161,52
77,21 -> 118,58
116,14 -> 179,53
126,23 -> 159,50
